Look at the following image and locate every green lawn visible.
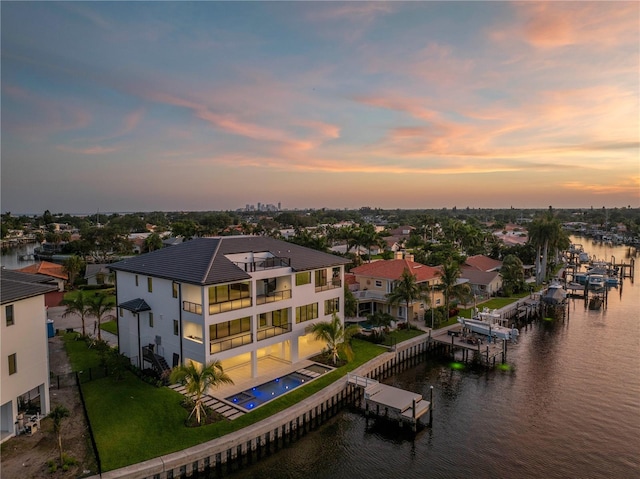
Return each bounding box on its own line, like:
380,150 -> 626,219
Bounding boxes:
70,336 -> 386,471
100,320 -> 118,335
64,332 -> 102,371
63,288 -> 115,302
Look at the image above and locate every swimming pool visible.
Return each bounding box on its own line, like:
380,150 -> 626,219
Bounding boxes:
225,364 -> 333,410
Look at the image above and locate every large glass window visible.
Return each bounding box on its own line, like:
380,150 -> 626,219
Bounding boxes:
5,305 -> 14,326
296,272 -> 311,286
208,282 -> 251,313
209,282 -> 250,303
259,308 -> 289,328
324,298 -> 340,315
210,317 -> 251,340
315,269 -> 328,287
147,277 -> 153,292
296,303 -> 318,324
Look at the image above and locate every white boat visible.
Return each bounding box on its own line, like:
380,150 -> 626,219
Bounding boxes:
542,280 -> 567,305
457,316 -> 519,341
588,274 -> 605,289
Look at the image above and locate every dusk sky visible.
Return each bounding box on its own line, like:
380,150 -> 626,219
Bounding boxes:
1,1 -> 638,214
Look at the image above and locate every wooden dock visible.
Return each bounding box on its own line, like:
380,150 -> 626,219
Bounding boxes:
429,327 -> 509,366
347,374 -> 432,431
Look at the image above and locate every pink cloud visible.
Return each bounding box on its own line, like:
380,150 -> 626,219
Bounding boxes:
493,2 -> 639,49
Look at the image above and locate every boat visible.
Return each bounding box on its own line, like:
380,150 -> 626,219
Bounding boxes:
587,274 -> 605,290
457,316 -> 519,341
574,272 -> 588,285
542,280 -> 567,305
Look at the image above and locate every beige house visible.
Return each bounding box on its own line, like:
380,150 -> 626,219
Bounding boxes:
348,253 -> 443,325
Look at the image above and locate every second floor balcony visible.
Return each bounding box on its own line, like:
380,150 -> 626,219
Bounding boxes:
256,322 -> 291,341
210,332 -> 252,354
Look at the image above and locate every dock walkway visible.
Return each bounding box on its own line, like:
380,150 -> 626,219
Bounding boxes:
347,373 -> 431,431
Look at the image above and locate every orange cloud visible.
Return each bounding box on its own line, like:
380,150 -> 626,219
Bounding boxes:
494,2 -> 639,49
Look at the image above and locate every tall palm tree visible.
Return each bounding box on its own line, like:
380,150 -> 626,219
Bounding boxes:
386,268 -> 429,324
170,359 -> 233,425
48,405 -> 70,465
437,259 -> 463,315
311,313 -> 360,365
528,209 -> 566,284
63,255 -> 85,289
87,293 -> 116,341
61,293 -> 91,336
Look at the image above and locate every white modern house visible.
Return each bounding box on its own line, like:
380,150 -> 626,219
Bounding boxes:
109,236 -> 350,381
1,269 -> 57,443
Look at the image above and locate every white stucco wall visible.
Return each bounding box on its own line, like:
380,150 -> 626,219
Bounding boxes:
1,294 -> 50,442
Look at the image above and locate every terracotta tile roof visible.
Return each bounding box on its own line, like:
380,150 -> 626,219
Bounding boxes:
17,261 -> 68,280
464,255 -> 502,272
350,259 -> 440,282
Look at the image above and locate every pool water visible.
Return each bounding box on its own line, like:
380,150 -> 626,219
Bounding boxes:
226,371 -> 313,410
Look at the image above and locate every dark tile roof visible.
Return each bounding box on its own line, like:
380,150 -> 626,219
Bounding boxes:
109,236 -> 350,286
119,298 -> 152,313
1,269 -> 58,304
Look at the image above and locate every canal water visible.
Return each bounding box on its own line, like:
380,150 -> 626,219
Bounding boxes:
212,238 -> 640,479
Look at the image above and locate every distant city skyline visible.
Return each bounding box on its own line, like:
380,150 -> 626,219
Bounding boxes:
1,2 -> 638,214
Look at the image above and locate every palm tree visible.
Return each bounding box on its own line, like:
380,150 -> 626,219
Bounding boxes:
87,293 -> 116,341
144,233 -> 163,252
386,268 -> 429,324
48,405 -> 70,465
61,293 -> 91,336
528,209 -> 566,284
501,254 -> 526,295
311,313 -> 360,365
170,359 -> 234,426
437,259 -> 463,315
367,310 -> 394,336
63,255 -> 85,289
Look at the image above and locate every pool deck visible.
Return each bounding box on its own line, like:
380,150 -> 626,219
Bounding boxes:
169,358 -> 335,419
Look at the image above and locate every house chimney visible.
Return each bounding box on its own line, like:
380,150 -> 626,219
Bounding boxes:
405,253 -> 414,262
395,251 -> 403,260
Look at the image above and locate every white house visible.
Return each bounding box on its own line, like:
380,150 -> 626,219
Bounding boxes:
1,269 -> 57,443
109,236 -> 350,381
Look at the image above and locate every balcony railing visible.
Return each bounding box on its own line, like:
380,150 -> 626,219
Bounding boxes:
352,290 -> 388,301
210,332 -> 252,354
232,257 -> 291,272
315,278 -> 342,292
257,323 -> 291,341
182,301 -> 203,315
209,297 -> 252,315
256,289 -> 292,305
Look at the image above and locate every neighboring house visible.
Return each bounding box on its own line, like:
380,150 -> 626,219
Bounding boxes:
461,255 -> 504,296
15,261 -> 66,307
349,253 -> 442,324
109,236 -> 350,380
464,255 -> 503,273
1,269 -> 57,443
84,264 -> 114,286
459,269 -> 502,297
